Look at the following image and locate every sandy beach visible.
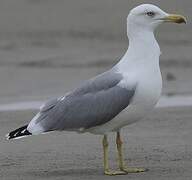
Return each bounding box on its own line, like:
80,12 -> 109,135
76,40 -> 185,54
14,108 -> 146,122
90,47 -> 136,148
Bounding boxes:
1,107 -> 192,180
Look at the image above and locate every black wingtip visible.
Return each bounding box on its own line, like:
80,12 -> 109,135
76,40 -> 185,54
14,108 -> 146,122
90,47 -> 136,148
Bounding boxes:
6,125 -> 32,140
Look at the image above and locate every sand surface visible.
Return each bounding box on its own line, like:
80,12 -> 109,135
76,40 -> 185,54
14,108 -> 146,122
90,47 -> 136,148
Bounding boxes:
1,107 -> 192,180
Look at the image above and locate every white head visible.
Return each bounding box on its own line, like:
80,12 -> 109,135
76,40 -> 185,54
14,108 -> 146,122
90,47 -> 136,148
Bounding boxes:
127,4 -> 186,37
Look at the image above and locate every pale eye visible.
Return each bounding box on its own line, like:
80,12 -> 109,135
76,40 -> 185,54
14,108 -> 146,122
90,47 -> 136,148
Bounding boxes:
146,11 -> 155,17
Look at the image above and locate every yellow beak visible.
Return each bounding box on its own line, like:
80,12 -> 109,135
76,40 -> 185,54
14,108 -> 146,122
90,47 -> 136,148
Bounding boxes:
161,14 -> 187,24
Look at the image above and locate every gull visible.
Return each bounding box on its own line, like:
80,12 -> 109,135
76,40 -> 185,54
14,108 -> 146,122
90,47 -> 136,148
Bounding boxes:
6,4 -> 186,176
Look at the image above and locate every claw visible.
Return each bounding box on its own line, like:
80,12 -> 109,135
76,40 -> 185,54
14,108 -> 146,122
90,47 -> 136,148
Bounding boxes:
121,167 -> 148,173
104,170 -> 128,176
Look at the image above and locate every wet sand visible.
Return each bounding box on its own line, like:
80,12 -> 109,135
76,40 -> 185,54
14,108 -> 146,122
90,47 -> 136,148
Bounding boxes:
0,0 -> 192,179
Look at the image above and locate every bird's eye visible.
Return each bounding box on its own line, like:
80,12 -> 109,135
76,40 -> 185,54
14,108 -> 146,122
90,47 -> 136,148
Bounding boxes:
146,11 -> 155,17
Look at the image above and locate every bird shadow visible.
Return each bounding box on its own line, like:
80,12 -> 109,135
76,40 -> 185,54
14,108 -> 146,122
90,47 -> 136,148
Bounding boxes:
25,168 -> 104,178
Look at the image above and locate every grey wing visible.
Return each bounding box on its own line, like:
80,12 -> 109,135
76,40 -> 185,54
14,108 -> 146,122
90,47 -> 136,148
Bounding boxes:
28,71 -> 136,133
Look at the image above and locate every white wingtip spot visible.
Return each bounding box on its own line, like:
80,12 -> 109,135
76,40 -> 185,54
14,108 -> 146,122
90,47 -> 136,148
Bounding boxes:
21,129 -> 26,134
5,133 -> 10,140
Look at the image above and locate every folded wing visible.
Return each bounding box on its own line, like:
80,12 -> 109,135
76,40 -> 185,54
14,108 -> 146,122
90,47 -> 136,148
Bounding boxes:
27,70 -> 136,134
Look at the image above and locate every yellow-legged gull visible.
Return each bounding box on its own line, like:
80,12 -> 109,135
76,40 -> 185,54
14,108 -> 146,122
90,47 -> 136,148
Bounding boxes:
6,4 -> 186,176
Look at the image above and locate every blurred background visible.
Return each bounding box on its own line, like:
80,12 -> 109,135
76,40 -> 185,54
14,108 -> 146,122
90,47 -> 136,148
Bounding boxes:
0,0 -> 191,104
0,1 -> 192,179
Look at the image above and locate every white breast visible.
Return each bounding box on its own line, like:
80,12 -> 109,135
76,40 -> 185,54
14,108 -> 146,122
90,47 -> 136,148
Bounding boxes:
132,64 -> 162,107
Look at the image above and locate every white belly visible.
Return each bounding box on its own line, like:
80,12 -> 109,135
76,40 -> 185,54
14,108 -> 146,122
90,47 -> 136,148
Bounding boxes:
87,69 -> 162,135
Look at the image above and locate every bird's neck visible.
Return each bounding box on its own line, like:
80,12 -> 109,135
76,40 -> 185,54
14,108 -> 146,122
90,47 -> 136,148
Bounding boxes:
115,28 -> 161,72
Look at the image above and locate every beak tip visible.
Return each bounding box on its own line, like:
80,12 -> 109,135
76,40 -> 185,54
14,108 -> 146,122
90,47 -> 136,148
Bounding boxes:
183,18 -> 187,24
178,17 -> 187,24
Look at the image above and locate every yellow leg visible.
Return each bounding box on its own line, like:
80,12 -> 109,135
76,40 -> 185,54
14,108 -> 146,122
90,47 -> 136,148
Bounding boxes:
102,135 -> 127,175
116,131 -> 147,173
